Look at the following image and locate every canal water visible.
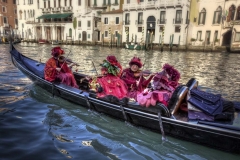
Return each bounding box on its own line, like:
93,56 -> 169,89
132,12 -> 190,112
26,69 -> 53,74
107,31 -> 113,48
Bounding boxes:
0,43 -> 240,160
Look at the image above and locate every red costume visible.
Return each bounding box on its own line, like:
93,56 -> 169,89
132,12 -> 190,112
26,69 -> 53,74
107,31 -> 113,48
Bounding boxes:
121,57 -> 154,100
44,47 -> 78,88
89,56 -> 127,99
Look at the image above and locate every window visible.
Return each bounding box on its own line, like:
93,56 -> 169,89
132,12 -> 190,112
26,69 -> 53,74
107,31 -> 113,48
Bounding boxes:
15,19 -> 18,26
15,9 -> 17,14
13,0 -> 16,4
2,6 -> 6,12
37,0 -> 39,9
115,17 -> 119,24
205,31 -> 211,45
104,17 -> 108,24
104,31 -> 108,37
227,5 -> 236,22
198,8 -> 206,25
236,6 -> 240,20
44,1 -> 46,8
48,0 -> 50,8
78,21 -> 81,27
115,31 -> 118,37
79,33 -> 81,39
58,0 -> 61,7
213,7 -> 222,24
70,0 -> 72,6
3,17 -> 7,23
159,26 -> 164,32
235,32 -> 240,42
175,10 -> 182,24
197,31 -> 202,40
214,31 -> 218,43
88,34 -> 90,39
54,0 -> 56,7
87,21 -> 91,27
160,11 -> 166,24
78,0 -> 81,5
186,11 -> 189,24
69,28 -> 72,37
175,26 -> 180,33
127,0 -> 130,4
138,27 -> 142,32
65,0 -> 67,6
125,13 -> 130,25
138,12 -> 143,24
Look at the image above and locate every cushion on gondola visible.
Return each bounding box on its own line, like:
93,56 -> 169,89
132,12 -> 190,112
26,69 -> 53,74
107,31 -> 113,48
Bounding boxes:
188,88 -> 223,116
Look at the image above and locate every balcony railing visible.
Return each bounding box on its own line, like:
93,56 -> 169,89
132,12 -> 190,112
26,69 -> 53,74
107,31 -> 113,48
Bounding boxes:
62,6 -> 73,12
173,18 -> 182,24
52,7 -> 61,13
3,23 -> 9,27
42,8 -> 51,13
157,19 -> 167,24
123,0 -> 182,10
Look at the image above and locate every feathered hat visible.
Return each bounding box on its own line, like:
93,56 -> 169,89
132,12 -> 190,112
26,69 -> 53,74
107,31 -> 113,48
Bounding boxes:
51,46 -> 64,57
100,55 -> 122,76
162,63 -> 180,82
129,57 -> 143,68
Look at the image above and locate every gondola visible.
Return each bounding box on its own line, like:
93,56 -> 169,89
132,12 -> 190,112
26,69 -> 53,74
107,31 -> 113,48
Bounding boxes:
9,42 -> 240,154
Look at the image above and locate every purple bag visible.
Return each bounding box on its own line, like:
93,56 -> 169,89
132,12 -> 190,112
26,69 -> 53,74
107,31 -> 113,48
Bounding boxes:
188,89 -> 223,116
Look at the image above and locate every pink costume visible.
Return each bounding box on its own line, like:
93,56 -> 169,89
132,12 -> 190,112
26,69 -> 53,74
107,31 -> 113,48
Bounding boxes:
89,56 -> 127,99
44,47 -> 78,88
137,64 -> 181,107
121,57 -> 154,100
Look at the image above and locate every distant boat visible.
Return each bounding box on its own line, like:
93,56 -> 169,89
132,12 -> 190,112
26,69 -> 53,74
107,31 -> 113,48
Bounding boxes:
52,40 -> 61,45
125,43 -> 145,50
38,39 -> 48,44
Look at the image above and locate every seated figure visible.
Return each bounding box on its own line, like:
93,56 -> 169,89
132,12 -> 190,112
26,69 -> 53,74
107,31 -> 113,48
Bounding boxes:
137,63 -> 180,107
121,57 -> 155,101
89,56 -> 127,100
44,46 -> 78,88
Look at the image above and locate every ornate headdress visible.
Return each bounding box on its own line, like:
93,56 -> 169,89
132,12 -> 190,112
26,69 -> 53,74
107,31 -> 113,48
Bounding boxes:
51,46 -> 64,57
129,57 -> 143,68
100,56 -> 122,76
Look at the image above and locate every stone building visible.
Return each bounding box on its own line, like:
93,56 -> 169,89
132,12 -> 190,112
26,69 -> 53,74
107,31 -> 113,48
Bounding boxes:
0,0 -> 18,40
188,0 -> 240,51
122,0 -> 190,46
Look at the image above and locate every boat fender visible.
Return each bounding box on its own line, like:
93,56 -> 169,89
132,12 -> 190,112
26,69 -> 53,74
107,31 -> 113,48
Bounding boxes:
120,105 -> 128,121
125,44 -> 129,49
134,44 -> 137,49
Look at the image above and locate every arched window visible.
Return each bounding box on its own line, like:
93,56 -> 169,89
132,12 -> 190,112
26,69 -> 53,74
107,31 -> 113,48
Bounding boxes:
24,10 -> 26,20
227,5 -> 236,22
213,6 -> 222,24
236,6 -> 240,20
19,10 -> 22,20
30,10 -> 32,18
33,10 -> 35,17
198,8 -> 206,25
69,28 -> 72,37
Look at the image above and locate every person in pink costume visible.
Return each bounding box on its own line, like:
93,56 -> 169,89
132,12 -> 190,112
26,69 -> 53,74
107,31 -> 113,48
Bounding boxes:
121,57 -> 155,100
89,56 -> 127,99
137,63 -> 181,107
44,46 -> 78,88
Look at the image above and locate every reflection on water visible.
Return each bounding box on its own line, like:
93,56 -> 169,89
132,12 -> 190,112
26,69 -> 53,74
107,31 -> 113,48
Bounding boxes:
1,43 -> 240,160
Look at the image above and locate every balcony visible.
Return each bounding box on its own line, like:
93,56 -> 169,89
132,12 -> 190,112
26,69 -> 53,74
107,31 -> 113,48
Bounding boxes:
157,19 -> 167,25
26,17 -> 35,24
62,6 -> 73,12
3,23 -> 9,27
173,18 -> 182,24
123,0 -> 183,11
42,8 -> 51,13
52,7 -> 61,13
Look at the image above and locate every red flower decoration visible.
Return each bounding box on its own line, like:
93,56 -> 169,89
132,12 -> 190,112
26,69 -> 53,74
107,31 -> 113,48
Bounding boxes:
107,55 -> 118,65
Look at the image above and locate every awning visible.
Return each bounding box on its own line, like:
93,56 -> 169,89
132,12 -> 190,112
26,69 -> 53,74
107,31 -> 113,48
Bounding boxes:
37,13 -> 72,19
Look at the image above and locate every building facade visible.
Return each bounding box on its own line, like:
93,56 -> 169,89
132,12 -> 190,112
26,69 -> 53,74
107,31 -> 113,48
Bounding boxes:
0,0 -> 18,40
122,0 -> 190,46
188,0 -> 240,50
17,0 -> 123,43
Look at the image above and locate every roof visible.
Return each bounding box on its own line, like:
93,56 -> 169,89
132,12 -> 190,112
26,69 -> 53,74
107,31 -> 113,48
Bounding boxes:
37,13 -> 72,19
101,9 -> 123,15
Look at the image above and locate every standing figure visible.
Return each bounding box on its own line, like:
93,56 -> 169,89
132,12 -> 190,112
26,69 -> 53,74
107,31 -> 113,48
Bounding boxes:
121,57 -> 155,100
44,46 -> 78,88
89,56 -> 127,99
